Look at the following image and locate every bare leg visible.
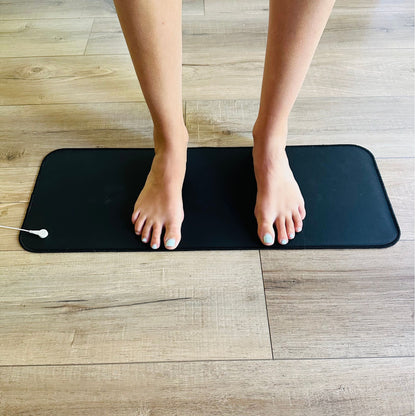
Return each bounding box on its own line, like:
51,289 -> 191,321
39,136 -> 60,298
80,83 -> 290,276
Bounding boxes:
114,0 -> 188,250
252,0 -> 335,246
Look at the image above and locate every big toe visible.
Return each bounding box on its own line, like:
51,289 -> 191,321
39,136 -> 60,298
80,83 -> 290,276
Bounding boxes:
257,220 -> 275,246
164,223 -> 182,250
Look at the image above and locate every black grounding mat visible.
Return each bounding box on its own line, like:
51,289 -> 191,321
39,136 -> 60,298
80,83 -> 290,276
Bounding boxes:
19,145 -> 400,252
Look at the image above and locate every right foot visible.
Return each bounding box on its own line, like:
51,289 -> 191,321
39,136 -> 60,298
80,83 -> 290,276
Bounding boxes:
131,126 -> 188,250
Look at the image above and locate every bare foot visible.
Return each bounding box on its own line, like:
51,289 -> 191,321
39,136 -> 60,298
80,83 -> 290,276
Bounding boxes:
131,126 -> 189,250
252,123 -> 306,246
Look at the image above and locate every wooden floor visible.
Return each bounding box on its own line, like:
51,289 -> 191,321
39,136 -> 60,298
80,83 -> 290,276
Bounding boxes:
0,0 -> 414,414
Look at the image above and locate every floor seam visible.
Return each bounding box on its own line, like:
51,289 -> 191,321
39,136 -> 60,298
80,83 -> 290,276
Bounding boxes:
1,355 -> 413,369
258,249 -> 275,360
82,17 -> 94,56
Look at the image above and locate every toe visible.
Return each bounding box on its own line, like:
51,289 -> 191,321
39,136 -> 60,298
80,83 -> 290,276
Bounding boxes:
293,210 -> 303,233
150,223 -> 162,250
134,214 -> 146,235
276,215 -> 289,245
141,220 -> 153,244
164,222 -> 181,250
257,220 -> 275,246
286,215 -> 295,240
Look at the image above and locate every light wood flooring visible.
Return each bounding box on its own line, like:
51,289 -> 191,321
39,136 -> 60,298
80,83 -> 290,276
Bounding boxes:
0,0 -> 414,414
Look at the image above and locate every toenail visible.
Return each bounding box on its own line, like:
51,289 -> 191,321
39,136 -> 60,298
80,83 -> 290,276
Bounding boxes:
289,233 -> 295,239
151,244 -> 157,249
281,239 -> 288,245
165,238 -> 176,247
142,237 -> 147,243
263,233 -> 273,244
296,227 -> 302,232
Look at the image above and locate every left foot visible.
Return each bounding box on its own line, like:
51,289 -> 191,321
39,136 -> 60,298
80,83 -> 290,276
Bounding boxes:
252,123 -> 306,246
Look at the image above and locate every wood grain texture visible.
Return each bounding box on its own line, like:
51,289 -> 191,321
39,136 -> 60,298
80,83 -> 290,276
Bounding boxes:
327,0 -> 415,12
378,158 -> 415,242
0,101 -> 183,169
86,11 -> 414,56
0,250 -> 271,365
0,0 -> 203,19
0,0 -> 117,19
0,97 -> 412,171
184,98 -> 414,157
0,203 -> 27,250
0,55 -> 140,105
0,46 -> 412,105
322,11 -> 415,49
204,0 -> 415,13
0,167 -> 38,202
0,19 -> 94,57
0,358 -> 413,415
262,240 -> 414,359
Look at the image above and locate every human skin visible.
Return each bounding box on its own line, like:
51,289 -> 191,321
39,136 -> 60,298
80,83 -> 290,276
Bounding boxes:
113,0 -> 335,249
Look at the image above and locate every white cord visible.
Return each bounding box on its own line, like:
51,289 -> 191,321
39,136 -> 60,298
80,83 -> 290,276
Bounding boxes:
0,225 -> 48,238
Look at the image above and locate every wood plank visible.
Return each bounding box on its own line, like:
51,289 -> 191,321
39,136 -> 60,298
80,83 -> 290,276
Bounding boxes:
0,19 -> 93,58
0,102 -> 154,141
0,358 -> 413,415
0,167 -> 37,202
0,0 -> 117,19
0,0 -> 203,19
0,101 -> 176,168
0,132 -> 156,170
86,12 -> 414,56
0,55 -> 140,105
0,203 -> 27,250
2,128 -> 412,168
0,47 -> 412,105
378,158 -> 415,242
88,15 -> 270,56
204,0 -> 269,14
0,250 -> 271,365
183,0 -> 205,16
262,239 -> 414,359
184,98 -> 414,157
322,10 -> 414,49
335,0 -> 414,12
182,46 -> 413,99
0,97 -> 412,170
204,0 -> 414,13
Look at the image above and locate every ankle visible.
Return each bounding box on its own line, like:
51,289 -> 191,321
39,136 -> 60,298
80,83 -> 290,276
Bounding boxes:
153,124 -> 189,154
252,117 -> 288,145
252,117 -> 288,157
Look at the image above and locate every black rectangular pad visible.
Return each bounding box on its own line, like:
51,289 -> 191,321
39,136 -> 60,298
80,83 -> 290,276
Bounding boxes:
20,145 -> 400,252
